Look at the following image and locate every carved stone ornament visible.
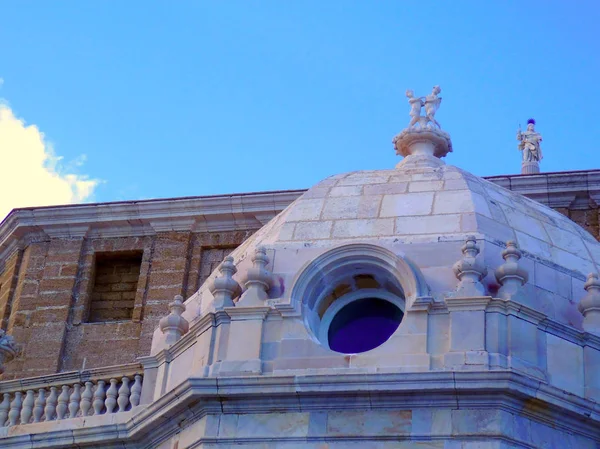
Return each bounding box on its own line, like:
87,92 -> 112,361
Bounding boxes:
452,236 -> 488,297
0,329 -> 18,375
237,247 -> 273,307
208,256 -> 242,310
578,273 -> 600,334
494,241 -> 529,300
159,295 -> 190,345
393,85 -> 452,162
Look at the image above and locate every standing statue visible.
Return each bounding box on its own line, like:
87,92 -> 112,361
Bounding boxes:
424,85 -> 442,128
517,119 -> 543,163
406,89 -> 425,128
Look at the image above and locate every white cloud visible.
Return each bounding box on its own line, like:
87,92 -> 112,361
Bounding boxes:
0,103 -> 100,221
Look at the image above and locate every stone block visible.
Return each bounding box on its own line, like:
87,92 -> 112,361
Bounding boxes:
409,180 -> 444,192
433,191 -> 474,215
286,199 -> 325,222
396,214 -> 461,235
584,346 -> 600,401
357,195 -> 383,218
507,316 -> 540,367
235,412 -> 310,437
332,219 -> 394,238
364,182 -> 407,196
322,197 -> 362,219
337,173 -> 390,185
329,186 -> 363,197
546,334 -> 584,396
326,410 -> 411,436
449,310 -> 485,352
543,222 -> 590,257
380,192 -> 434,217
293,221 -> 333,240
450,409 -> 512,437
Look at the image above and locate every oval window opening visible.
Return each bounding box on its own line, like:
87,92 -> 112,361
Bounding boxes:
327,297 -> 404,354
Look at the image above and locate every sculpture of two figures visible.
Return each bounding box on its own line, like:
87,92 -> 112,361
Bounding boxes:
394,84 -> 452,161
407,85 -> 442,129
517,119 -> 543,163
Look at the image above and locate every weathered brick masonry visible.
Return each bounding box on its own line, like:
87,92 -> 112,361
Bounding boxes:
0,230 -> 255,379
0,171 -> 598,381
0,191 -> 301,380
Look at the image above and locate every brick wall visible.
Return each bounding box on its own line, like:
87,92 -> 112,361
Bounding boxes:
556,207 -> 600,241
88,252 -> 143,322
0,229 -> 257,380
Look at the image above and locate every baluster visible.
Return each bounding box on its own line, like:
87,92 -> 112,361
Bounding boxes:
105,378 -> 118,413
0,393 -> 10,427
117,377 -> 131,412
92,380 -> 106,415
80,382 -> 93,417
69,383 -> 81,418
32,388 -> 46,423
45,387 -> 58,421
20,390 -> 35,424
129,375 -> 142,407
8,392 -> 23,426
56,385 -> 70,420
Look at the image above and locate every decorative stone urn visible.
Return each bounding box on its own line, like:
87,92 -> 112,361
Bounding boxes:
0,329 -> 18,375
578,273 -> 600,334
452,236 -> 488,297
208,256 -> 242,310
158,295 -> 190,345
494,240 -> 528,300
237,247 -> 273,307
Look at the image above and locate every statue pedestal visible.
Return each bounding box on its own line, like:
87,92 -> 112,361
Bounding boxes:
521,161 -> 540,175
393,127 -> 452,169
393,128 -> 452,159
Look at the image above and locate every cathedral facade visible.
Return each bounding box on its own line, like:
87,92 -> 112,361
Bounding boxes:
0,91 -> 599,448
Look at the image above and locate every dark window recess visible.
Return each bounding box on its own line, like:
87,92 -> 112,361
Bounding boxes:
88,252 -> 143,323
328,298 -> 404,354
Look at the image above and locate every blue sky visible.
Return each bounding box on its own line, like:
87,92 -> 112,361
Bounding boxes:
0,1 -> 599,215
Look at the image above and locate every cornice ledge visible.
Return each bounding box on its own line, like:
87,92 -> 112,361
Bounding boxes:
0,191 -> 304,260
445,296 -> 492,311
1,371 -> 600,447
486,298 -> 596,348
224,306 -> 271,320
486,298 -> 547,323
409,296 -> 435,312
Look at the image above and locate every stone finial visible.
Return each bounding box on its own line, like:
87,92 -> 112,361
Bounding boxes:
578,273 -> 600,334
208,256 -> 242,310
494,241 -> 529,300
453,236 -> 488,297
0,329 -> 17,375
517,118 -> 543,174
237,247 -> 273,307
159,295 -> 190,345
393,85 -> 452,168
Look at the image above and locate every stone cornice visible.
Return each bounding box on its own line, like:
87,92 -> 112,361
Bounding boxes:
486,169 -> 600,209
0,190 -> 305,261
1,371 -> 599,447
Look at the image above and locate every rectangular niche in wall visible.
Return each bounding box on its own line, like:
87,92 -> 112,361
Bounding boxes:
88,251 -> 143,323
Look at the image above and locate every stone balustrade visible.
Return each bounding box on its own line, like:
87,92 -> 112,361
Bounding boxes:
0,363 -> 143,427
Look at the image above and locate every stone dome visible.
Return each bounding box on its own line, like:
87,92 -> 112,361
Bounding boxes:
178,155 -> 600,333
